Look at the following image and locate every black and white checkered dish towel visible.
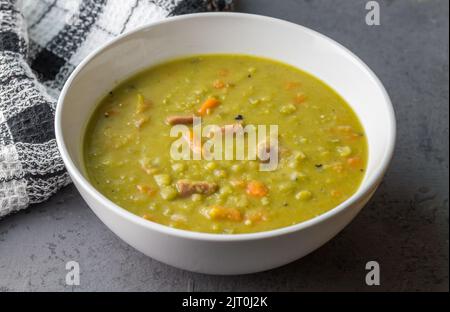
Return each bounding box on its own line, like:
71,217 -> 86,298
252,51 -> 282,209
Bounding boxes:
0,0 -> 233,217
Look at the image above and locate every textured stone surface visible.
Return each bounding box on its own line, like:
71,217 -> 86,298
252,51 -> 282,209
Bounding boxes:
0,0 -> 448,291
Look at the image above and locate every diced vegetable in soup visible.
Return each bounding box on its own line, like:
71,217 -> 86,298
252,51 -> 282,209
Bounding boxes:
83,54 -> 368,234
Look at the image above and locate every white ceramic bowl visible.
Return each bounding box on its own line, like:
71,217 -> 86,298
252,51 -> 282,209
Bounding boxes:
55,13 -> 396,275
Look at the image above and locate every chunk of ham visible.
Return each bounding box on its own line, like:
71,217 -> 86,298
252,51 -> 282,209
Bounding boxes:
165,115 -> 194,125
176,180 -> 218,197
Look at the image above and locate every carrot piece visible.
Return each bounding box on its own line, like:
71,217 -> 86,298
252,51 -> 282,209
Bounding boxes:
182,129 -> 203,155
184,129 -> 194,141
142,214 -> 155,221
246,181 -> 269,197
136,184 -> 155,196
331,190 -> 342,197
347,156 -> 362,168
331,126 -> 364,142
198,97 -> 220,116
293,93 -> 306,104
348,132 -> 364,142
209,206 -> 242,222
285,81 -> 302,90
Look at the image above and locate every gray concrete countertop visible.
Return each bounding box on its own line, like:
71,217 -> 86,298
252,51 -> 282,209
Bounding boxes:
0,0 -> 448,291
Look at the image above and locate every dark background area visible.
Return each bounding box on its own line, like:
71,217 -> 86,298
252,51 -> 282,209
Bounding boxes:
0,0 -> 448,291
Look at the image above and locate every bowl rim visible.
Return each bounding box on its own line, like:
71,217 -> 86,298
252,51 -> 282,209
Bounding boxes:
55,12 -> 396,242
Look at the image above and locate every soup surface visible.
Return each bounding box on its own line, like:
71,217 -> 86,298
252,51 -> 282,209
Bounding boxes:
84,54 -> 367,234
